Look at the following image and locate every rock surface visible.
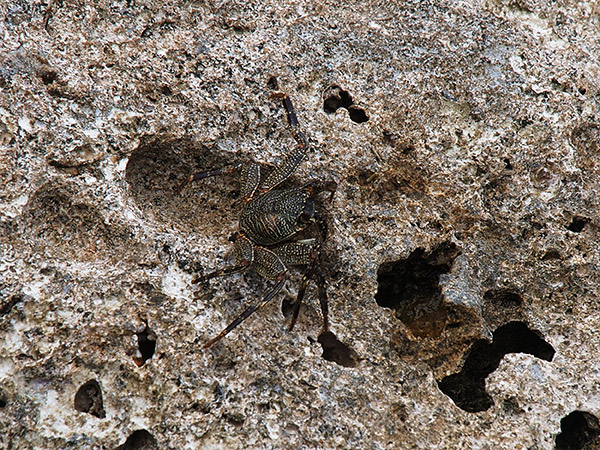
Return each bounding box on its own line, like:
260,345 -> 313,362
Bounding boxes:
1,0 -> 600,448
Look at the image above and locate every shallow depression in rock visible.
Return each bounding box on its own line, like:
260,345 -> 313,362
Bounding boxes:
125,136 -> 240,232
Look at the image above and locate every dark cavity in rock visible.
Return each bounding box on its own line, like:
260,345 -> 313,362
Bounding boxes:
483,289 -> 523,308
134,325 -> 156,367
115,429 -> 159,450
317,331 -> 359,367
266,76 -> 278,89
567,216 -> 589,233
555,411 -> 600,450
375,242 -> 459,338
437,321 -> 555,413
74,379 -> 106,418
323,85 -> 368,123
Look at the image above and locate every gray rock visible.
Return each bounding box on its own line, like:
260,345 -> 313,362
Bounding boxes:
1,1 -> 599,448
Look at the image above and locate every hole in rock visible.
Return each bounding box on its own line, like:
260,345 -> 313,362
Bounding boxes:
542,249 -> 562,261
134,325 -> 156,366
323,85 -> 353,113
323,85 -> 369,123
567,216 -> 589,233
375,242 -> 460,338
348,105 -> 369,123
159,85 -> 172,96
266,76 -> 278,89
555,411 -> 600,450
437,321 -> 555,413
317,331 -> 359,367
39,69 -> 57,85
74,379 -> 106,418
0,389 -> 6,408
115,429 -> 159,450
281,297 -> 294,319
502,396 -> 524,415
224,410 -> 246,426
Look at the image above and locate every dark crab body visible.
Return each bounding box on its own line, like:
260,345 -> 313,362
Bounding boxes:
179,93 -> 329,348
240,187 -> 315,246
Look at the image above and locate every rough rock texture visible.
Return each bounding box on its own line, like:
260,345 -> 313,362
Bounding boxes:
1,0 -> 600,448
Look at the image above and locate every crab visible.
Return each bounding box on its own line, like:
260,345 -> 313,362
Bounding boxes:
179,93 -> 329,348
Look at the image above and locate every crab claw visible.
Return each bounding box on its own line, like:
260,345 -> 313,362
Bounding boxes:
176,174 -> 194,195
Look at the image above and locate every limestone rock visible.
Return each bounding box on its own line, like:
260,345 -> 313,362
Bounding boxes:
1,1 -> 600,448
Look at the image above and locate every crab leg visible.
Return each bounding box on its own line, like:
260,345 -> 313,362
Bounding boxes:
192,263 -> 250,283
259,93 -> 309,194
315,266 -> 329,332
203,274 -> 286,348
176,162 -> 243,194
193,234 -> 254,283
203,246 -> 288,348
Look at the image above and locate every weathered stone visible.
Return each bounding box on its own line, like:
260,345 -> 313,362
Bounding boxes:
1,1 -> 600,448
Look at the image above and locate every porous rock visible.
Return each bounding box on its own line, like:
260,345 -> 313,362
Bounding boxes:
1,1 -> 600,448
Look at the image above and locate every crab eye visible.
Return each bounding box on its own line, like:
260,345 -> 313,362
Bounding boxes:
298,212 -> 311,224
298,197 -> 315,226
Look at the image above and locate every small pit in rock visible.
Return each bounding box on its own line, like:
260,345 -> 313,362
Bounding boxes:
134,325 -> 156,367
74,379 -> 106,418
567,216 -> 589,233
323,85 -> 368,123
224,410 -> 246,426
375,242 -> 460,338
555,411 -> 600,450
323,85 -> 353,113
483,289 -> 523,308
266,76 -> 278,89
482,289 -> 524,326
542,249 -> 562,261
39,69 -> 58,85
347,105 -> 369,123
115,429 -> 159,450
317,331 -> 359,367
0,389 -> 6,408
437,321 -> 555,413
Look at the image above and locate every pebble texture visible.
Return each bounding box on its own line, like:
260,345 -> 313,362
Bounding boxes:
1,0 -> 600,448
